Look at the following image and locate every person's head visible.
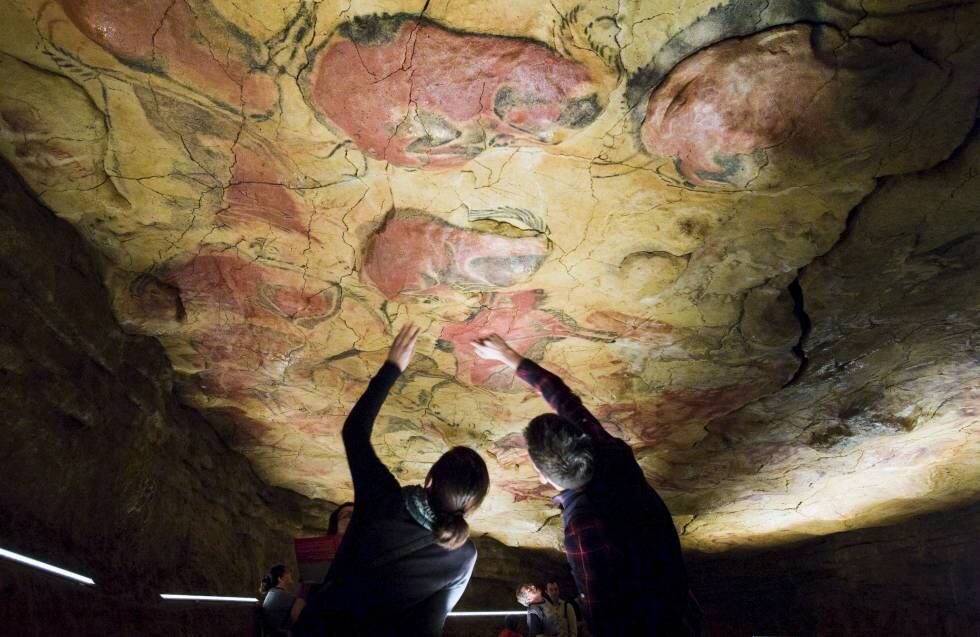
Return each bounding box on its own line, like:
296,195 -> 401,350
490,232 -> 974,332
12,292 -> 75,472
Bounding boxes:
516,583 -> 544,607
546,580 -> 560,602
524,414 -> 594,490
424,446 -> 490,550
327,502 -> 354,535
260,564 -> 290,594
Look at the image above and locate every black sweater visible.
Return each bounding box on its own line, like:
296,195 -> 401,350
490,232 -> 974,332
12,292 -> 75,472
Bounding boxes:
294,362 -> 477,637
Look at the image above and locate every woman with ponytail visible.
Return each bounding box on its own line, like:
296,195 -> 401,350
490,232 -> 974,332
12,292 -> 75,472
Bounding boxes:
293,324 -> 490,637
260,564 -> 305,634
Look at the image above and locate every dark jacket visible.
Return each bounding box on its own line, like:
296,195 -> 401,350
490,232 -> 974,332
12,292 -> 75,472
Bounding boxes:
517,359 -> 690,636
294,362 -> 477,637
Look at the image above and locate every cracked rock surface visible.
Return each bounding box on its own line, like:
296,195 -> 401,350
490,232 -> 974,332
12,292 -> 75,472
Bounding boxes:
0,0 -> 977,552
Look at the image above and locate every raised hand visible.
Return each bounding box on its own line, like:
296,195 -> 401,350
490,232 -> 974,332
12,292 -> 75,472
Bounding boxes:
386,323 -> 421,371
471,334 -> 523,370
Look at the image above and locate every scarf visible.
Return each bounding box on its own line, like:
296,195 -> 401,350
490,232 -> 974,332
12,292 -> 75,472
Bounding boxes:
402,484 -> 436,531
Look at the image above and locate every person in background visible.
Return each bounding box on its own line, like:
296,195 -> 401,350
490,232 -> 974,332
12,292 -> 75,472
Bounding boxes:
297,502 -> 355,600
327,502 -> 354,536
474,334 -> 697,636
546,580 -> 579,637
497,613 -> 525,637
517,583 -> 560,637
260,564 -> 306,634
320,501 -> 354,583
294,324 -> 491,637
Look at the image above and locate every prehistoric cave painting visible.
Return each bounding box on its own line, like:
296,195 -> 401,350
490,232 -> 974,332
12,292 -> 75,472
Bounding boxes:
131,85 -> 319,238
488,431 -> 530,467
0,105 -> 102,188
638,24 -> 958,188
585,311 -> 676,346
467,206 -> 547,233
58,0 -> 277,114
438,290 -> 610,390
189,323 -> 305,369
161,251 -> 341,327
303,14 -> 604,168
222,145 -> 318,238
125,273 -> 186,325
287,413 -> 349,440
623,0 -> 865,107
0,55 -> 111,194
497,476 -> 559,503
552,4 -> 625,76
131,84 -> 240,175
6,0 -> 975,554
596,384 -> 763,445
194,367 -> 269,402
362,209 -> 550,300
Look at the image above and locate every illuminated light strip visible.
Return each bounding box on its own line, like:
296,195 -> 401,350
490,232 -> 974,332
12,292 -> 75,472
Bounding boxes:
448,610 -> 527,617
160,594 -> 259,603
0,547 -> 95,585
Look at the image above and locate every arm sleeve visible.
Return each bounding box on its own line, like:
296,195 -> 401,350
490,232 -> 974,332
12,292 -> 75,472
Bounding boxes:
566,602 -> 578,637
413,547 -> 477,637
516,358 -> 614,443
341,362 -> 402,503
527,608 -> 544,636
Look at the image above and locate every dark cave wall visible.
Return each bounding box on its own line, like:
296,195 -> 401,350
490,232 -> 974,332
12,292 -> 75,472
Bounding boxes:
0,160 -> 328,636
687,502 -> 980,637
456,504 -> 980,637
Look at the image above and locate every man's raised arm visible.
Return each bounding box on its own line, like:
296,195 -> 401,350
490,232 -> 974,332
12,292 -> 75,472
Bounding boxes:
471,334 -> 613,444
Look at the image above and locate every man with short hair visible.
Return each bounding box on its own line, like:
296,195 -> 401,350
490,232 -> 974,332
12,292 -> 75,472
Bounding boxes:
475,335 -> 697,636
516,583 -> 560,637
546,580 -> 579,637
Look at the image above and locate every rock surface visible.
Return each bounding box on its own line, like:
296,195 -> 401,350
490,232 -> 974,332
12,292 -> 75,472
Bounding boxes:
687,501 -> 980,636
0,0 -> 977,556
0,158 -> 328,634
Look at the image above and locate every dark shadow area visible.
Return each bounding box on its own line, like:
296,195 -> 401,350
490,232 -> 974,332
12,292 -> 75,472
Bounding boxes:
0,158 -> 326,635
687,501 -> 980,636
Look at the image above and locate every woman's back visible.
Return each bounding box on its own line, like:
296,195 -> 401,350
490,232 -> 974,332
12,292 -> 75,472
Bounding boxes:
294,326 -> 488,637
262,588 -> 296,631
315,488 -> 478,634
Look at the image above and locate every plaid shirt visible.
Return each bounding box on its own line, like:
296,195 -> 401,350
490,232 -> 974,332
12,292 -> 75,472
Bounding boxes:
517,360 -> 615,626
517,359 -> 695,636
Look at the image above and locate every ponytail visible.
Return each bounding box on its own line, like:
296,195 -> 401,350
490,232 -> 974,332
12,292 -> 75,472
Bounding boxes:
259,574 -> 274,595
425,447 -> 489,550
259,564 -> 286,594
432,510 -> 470,550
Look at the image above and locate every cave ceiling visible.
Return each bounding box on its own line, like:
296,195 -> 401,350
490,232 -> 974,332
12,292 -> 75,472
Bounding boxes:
0,0 -> 978,552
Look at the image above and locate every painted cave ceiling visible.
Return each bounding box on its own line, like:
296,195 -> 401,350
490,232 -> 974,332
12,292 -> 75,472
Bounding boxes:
0,0 -> 978,552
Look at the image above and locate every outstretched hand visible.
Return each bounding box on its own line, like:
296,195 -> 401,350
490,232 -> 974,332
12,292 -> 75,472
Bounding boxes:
471,334 -> 523,370
386,323 -> 421,371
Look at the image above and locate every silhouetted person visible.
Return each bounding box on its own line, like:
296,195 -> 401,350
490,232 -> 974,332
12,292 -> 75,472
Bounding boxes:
297,502 -> 354,599
294,324 -> 490,637
474,335 -> 697,636
498,613 -> 526,637
326,502 -> 354,536
260,564 -> 306,634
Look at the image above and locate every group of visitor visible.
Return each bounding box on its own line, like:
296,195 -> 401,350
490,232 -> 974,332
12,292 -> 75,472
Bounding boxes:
258,324 -> 699,636
512,580 -> 583,637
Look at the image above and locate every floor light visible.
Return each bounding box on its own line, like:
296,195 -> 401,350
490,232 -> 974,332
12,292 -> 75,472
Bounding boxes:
160,594 -> 259,603
0,547 -> 95,585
